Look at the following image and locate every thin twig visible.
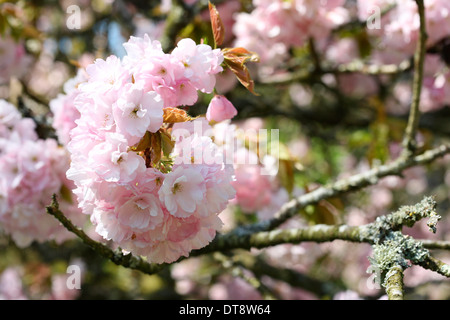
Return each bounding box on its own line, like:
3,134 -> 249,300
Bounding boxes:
332,60 -> 411,76
308,37 -> 322,74
213,252 -> 278,300
402,0 -> 427,155
259,60 -> 411,86
421,240 -> 450,251
235,254 -> 344,298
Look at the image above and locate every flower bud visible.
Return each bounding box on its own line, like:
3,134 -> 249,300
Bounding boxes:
206,95 -> 237,123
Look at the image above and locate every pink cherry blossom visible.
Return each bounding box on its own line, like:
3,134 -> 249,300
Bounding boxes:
0,100 -> 85,248
87,132 -> 146,183
83,55 -> 131,93
158,166 -> 206,218
232,164 -> 273,213
113,84 -> 164,141
117,193 -> 164,231
49,68 -> 87,145
0,36 -> 31,84
233,0 -> 350,76
171,38 -> 224,93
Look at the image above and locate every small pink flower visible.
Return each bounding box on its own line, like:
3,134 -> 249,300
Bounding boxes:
86,55 -> 130,87
87,132 -> 145,183
206,95 -> 237,123
0,36 -> 31,84
158,166 -> 206,218
232,164 -> 273,213
113,85 -> 164,141
117,193 -> 164,231
171,38 -> 223,93
0,268 -> 27,300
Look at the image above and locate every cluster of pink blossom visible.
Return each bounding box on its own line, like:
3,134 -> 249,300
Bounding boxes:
0,260 -> 85,300
0,267 -> 27,300
389,54 -> 450,113
66,35 -> 236,264
207,117 -> 306,220
203,119 -> 272,215
358,0 -> 450,63
356,0 -> 450,112
0,99 -> 84,247
0,36 -> 31,84
49,69 -> 87,146
232,0 -> 350,74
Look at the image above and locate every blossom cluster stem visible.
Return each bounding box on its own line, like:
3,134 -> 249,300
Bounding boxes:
46,195 -> 165,275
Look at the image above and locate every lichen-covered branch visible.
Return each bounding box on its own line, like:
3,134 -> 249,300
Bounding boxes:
363,196 -> 448,297
191,224 -> 365,256
384,265 -> 405,300
194,196 -> 438,255
240,143 -> 450,234
361,196 -> 439,238
415,255 -> 450,278
47,182 -> 450,287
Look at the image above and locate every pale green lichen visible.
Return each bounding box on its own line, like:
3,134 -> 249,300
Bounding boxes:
426,211 -> 441,234
440,264 -> 450,276
368,231 -> 430,287
360,196 -> 439,244
364,197 -> 437,285
369,232 -> 410,271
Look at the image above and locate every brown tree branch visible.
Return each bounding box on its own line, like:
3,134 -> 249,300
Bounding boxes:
46,195 -> 166,275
